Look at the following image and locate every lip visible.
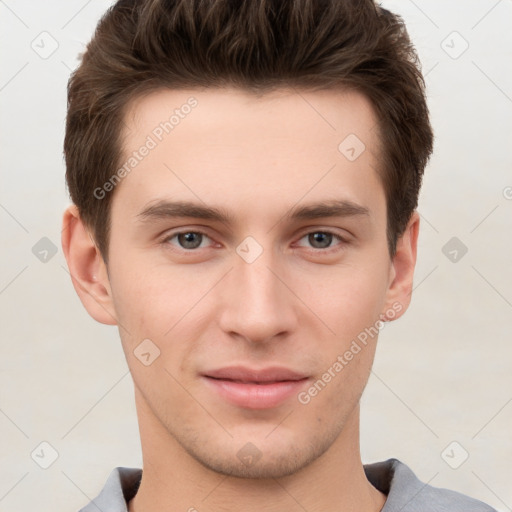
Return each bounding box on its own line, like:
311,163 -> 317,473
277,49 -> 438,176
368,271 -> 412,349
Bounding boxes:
201,366 -> 310,409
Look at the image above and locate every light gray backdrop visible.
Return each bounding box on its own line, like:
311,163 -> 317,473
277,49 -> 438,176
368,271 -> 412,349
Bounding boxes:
0,1 -> 511,511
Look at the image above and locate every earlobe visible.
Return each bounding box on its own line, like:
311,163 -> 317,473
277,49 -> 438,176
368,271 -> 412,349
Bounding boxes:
61,204 -> 118,326
381,211 -> 420,322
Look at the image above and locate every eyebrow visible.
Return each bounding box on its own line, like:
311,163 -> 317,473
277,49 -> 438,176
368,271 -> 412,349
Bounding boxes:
135,198 -> 370,225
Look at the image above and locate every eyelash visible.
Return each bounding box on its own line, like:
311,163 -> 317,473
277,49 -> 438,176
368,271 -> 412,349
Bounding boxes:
160,229 -> 347,253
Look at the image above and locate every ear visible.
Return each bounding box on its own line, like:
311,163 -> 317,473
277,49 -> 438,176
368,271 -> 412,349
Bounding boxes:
380,211 -> 420,322
61,204 -> 117,325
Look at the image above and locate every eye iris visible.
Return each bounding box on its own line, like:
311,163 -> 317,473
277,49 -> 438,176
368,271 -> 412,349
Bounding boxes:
309,232 -> 332,249
178,232 -> 202,249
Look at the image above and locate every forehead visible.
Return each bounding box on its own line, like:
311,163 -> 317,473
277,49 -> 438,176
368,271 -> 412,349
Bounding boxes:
124,86 -> 380,149
113,86 -> 384,224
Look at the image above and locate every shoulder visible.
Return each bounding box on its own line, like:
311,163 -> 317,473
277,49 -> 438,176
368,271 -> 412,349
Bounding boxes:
364,458 -> 497,512
78,467 -> 142,512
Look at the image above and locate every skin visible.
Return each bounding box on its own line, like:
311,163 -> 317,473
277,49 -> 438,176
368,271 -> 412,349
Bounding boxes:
62,86 -> 419,512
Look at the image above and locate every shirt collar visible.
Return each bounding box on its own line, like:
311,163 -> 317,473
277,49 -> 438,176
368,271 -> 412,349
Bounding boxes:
78,458 -> 441,512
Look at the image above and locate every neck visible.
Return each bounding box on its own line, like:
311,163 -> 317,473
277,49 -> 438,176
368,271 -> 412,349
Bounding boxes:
129,390 -> 386,512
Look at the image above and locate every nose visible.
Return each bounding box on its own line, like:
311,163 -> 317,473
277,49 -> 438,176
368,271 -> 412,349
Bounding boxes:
217,246 -> 298,345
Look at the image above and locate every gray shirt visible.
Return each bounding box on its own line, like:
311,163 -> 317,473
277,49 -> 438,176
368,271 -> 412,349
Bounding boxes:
78,458 -> 497,511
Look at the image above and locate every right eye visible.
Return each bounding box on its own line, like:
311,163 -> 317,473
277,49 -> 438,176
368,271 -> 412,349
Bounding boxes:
162,230 -> 214,250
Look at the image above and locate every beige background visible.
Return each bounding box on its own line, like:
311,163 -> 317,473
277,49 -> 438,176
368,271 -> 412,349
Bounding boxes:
0,0 -> 511,510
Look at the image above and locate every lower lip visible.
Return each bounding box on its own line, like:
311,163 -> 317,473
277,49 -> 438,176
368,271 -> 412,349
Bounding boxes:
203,377 -> 309,409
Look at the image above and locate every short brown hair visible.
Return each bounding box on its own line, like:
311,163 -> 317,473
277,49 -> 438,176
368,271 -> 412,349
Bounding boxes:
64,0 -> 434,263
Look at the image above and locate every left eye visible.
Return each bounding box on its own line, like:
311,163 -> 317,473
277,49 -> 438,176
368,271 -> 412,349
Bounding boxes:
296,231 -> 345,250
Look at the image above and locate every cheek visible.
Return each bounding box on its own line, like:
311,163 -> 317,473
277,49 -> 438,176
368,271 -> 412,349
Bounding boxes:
108,255 -> 215,374
109,252 -> 199,327
298,262 -> 389,339
297,273 -> 384,413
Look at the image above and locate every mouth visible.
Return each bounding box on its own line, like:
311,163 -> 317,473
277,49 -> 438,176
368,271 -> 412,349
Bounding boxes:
201,366 -> 310,409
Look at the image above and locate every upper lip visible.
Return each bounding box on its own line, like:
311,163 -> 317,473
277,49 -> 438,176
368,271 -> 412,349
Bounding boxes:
203,366 -> 308,383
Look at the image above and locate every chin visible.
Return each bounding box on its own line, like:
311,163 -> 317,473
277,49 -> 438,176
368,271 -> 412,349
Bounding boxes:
177,426 -> 337,480
192,446 -> 314,479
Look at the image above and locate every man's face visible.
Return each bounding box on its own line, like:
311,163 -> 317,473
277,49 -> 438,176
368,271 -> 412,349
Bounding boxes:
103,87 -> 403,478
